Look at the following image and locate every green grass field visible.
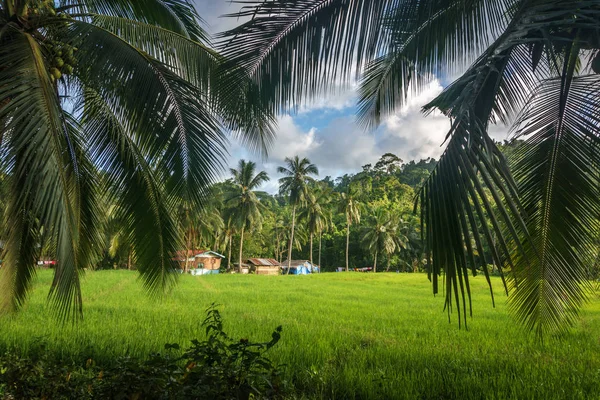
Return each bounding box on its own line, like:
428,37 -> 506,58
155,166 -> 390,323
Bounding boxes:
1,270 -> 599,399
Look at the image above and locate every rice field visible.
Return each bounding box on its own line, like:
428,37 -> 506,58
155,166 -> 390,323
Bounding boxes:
1,270 -> 599,399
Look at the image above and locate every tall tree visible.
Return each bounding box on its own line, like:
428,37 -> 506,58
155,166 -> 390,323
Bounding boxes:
278,156 -> 318,273
361,206 -> 406,272
338,184 -> 362,272
220,0 -> 600,335
297,186 -> 330,267
0,0 -> 274,317
361,207 -> 398,273
228,160 -> 269,273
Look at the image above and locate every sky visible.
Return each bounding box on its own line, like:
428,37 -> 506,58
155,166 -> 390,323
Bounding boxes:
193,1 -> 511,194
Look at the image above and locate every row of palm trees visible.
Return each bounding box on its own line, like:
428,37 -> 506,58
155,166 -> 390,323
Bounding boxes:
227,156 -> 319,274
225,156 -> 410,274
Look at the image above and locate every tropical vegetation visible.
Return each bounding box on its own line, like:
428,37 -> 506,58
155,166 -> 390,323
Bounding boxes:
219,0 -> 600,336
277,156 -> 319,273
0,0 -> 273,319
1,0 -> 599,340
227,160 -> 269,272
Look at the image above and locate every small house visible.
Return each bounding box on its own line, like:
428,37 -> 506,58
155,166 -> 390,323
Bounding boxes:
173,250 -> 224,275
281,260 -> 320,275
247,258 -> 281,275
191,251 -> 225,275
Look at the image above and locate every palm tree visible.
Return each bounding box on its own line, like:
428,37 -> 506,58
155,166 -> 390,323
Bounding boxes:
278,156 -> 319,274
272,214 -> 287,263
216,210 -> 237,272
297,186 -> 330,267
361,207 -> 398,273
220,0 -> 600,334
0,0 -> 274,317
317,188 -> 334,271
338,184 -> 362,272
228,160 -> 270,273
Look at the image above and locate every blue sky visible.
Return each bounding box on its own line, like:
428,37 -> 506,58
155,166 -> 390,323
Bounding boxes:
193,1 -> 510,193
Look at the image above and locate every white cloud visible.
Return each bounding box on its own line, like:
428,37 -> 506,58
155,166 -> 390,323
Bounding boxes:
194,2 -> 512,193
222,81 -> 455,193
374,81 -> 451,162
297,87 -> 357,114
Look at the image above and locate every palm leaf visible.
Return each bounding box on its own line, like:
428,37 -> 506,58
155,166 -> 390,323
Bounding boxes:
218,0 -> 396,113
64,20 -> 226,206
358,0 -> 514,128
418,1 -> 600,331
61,0 -> 207,41
508,71 -> 600,336
0,31 -> 89,318
77,86 -> 181,294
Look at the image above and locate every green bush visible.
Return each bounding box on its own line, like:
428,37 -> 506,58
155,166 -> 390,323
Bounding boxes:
0,305 -> 286,399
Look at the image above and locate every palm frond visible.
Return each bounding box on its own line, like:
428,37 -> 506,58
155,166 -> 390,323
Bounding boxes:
416,0 -> 600,330
78,86 -> 181,294
358,0 -> 514,128
62,0 -> 207,41
508,71 -> 600,336
0,31 -> 88,318
65,20 -> 226,206
87,14 -> 217,87
218,0 -> 397,113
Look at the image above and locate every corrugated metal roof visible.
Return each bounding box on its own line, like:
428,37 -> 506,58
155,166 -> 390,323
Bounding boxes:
247,258 -> 280,266
195,250 -> 225,258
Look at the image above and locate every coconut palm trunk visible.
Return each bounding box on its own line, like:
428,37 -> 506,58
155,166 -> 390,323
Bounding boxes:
345,222 -> 350,272
238,226 -> 245,273
287,205 -> 296,275
309,232 -> 314,266
127,247 -> 132,271
275,228 -> 280,261
374,249 -> 378,273
184,233 -> 192,273
227,234 -> 232,272
318,230 -> 322,273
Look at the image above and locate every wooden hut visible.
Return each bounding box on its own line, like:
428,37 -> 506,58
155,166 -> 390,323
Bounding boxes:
247,258 -> 281,275
192,251 -> 225,275
173,250 -> 224,274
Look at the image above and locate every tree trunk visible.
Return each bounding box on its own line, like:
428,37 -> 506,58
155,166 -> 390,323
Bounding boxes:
318,230 -> 322,273
275,229 -> 280,261
345,222 -> 350,272
184,232 -> 192,273
238,226 -> 245,274
374,249 -> 378,273
127,247 -> 132,270
227,233 -> 232,271
287,205 -> 296,275
309,232 -> 314,266
386,255 -> 391,272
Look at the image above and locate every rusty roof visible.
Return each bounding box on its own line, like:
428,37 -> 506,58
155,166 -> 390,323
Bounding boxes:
247,258 -> 281,266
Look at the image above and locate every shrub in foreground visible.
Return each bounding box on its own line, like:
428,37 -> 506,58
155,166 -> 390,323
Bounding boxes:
0,306 -> 286,399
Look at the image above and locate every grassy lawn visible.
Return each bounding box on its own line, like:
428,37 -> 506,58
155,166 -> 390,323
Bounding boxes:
1,270 -> 599,399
